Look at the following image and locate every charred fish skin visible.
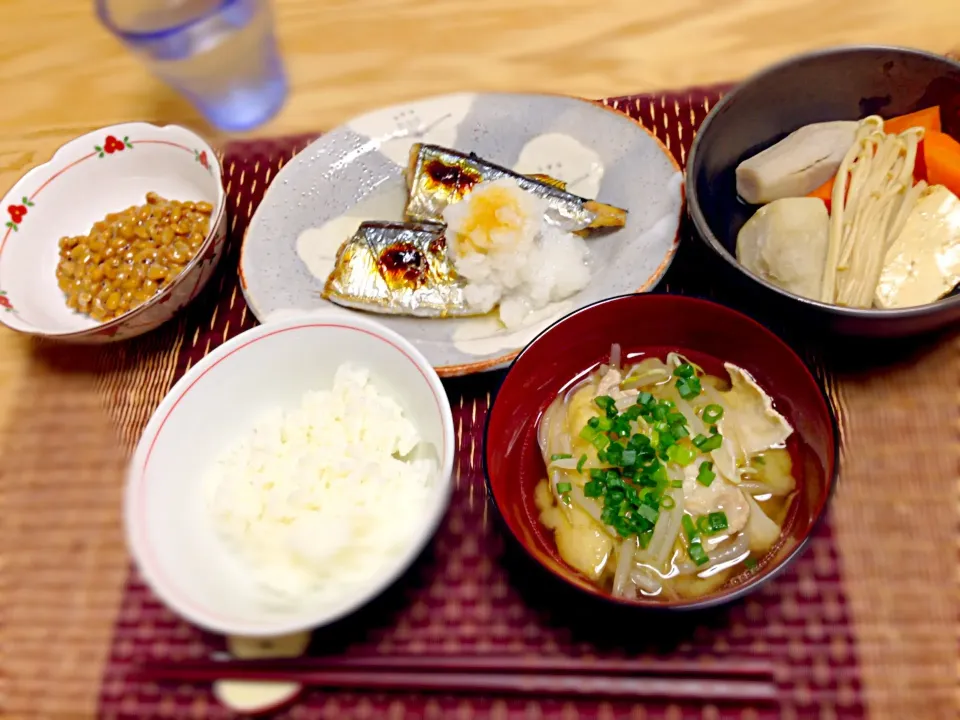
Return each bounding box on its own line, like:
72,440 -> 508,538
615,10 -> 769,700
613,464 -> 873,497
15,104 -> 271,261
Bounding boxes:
322,221 -> 489,318
404,144 -> 627,233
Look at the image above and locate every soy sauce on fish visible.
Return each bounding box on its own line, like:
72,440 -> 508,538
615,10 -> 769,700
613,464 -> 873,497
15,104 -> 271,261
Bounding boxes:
379,242 -> 426,288
424,159 -> 481,196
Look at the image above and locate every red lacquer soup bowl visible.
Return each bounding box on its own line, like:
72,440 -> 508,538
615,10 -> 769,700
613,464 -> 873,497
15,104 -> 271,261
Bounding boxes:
484,293 -> 840,610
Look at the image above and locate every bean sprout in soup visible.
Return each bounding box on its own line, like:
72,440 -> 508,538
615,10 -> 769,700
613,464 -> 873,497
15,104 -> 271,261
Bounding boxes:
534,348 -> 799,601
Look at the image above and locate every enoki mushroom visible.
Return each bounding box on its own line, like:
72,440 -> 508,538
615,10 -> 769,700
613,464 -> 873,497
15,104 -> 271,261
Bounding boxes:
820,117 -> 925,308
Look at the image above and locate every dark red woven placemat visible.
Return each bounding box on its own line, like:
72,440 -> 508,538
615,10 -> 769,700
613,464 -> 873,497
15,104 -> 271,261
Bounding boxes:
97,86 -> 866,719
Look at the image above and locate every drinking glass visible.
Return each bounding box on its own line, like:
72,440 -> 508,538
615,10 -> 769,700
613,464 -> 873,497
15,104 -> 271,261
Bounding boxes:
97,0 -> 288,132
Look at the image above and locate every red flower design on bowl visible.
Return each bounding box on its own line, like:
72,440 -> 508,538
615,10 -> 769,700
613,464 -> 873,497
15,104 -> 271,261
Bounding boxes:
7,204 -> 26,224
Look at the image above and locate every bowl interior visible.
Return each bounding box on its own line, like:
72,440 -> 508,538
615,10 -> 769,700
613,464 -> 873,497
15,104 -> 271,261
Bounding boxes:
485,294 -> 837,608
0,123 -> 223,335
127,319 -> 454,636
689,47 -> 960,303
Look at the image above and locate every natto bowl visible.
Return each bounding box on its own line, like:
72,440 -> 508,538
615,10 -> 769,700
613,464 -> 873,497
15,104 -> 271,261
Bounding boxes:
0,122 -> 227,343
484,293 -> 839,610
687,45 -> 960,338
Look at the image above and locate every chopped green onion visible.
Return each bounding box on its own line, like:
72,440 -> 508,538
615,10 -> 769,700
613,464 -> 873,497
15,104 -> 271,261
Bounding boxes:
752,455 -> 766,466
652,464 -> 669,485
562,495 -> 571,506
707,511 -> 728,532
682,514 -> 699,542
675,376 -> 702,400
673,362 -> 695,379
605,442 -> 624,463
688,542 -> 709,566
702,404 -> 724,424
698,433 -> 723,452
550,453 -> 573,461
580,425 -> 600,443
637,504 -> 659,523
696,516 -> 711,534
666,443 -> 697,466
696,461 -> 716,487
744,557 -> 758,570
621,405 -> 643,422
556,482 -> 572,493
611,417 -> 631,437
595,395 -> 617,415
569,391 -> 701,542
638,530 -> 653,549
591,433 -> 611,451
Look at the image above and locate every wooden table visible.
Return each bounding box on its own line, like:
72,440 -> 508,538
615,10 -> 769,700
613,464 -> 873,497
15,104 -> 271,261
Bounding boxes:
4,2 -> 958,168
0,2 -> 957,717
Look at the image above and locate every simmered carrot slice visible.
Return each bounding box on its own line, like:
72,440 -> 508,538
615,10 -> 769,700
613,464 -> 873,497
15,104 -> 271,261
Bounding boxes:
807,176 -> 835,212
923,131 -> 960,197
884,106 -> 941,135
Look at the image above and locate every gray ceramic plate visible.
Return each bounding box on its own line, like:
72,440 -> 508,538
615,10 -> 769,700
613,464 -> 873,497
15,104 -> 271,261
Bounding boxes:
240,92 -> 683,376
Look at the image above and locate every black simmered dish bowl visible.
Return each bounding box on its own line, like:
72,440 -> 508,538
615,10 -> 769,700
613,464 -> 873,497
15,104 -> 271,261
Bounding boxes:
687,45 -> 960,338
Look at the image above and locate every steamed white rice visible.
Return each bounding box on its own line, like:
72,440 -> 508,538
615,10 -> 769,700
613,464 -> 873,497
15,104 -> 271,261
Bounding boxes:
205,364 -> 434,604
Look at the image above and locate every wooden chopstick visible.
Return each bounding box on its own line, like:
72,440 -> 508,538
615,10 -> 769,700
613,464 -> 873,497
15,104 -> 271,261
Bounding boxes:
190,654 -> 774,678
134,656 -> 778,704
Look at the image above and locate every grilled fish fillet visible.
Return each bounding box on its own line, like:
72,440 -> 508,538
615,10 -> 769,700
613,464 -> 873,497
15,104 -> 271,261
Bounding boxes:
321,221 -> 492,318
404,144 -> 627,233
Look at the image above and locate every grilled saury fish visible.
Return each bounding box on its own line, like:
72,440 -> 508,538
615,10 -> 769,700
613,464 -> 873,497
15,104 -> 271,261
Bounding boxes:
322,221 -> 491,318
404,144 -> 627,233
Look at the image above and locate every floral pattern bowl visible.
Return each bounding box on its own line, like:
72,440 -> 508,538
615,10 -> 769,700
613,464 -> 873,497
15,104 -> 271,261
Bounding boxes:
0,122 -> 227,343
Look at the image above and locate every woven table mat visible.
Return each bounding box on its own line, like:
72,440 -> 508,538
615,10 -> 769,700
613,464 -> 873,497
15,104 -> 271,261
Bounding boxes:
0,86 -> 954,720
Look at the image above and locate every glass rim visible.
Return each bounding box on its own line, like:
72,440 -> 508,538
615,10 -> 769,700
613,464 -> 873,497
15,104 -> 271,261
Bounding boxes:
96,0 -> 242,42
